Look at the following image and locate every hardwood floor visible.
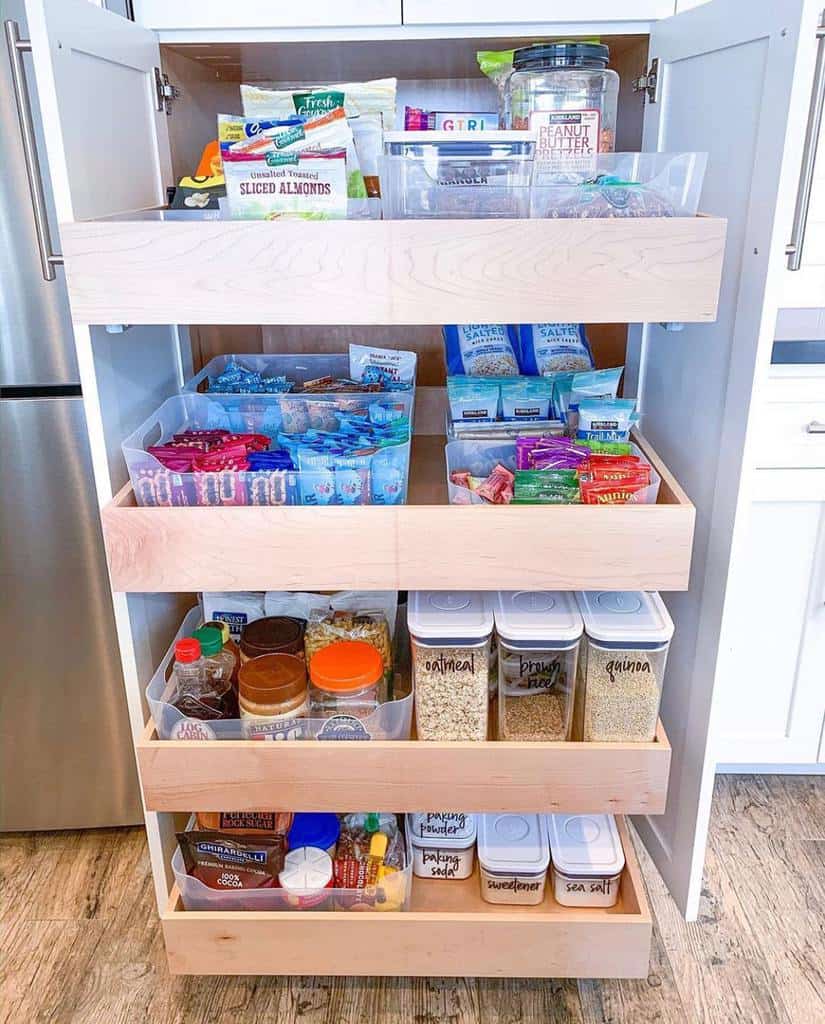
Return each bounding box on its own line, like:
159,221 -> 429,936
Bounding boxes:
1,775 -> 823,1024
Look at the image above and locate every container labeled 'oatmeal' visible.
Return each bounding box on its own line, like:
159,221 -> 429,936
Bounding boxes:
408,592 -> 493,740
493,591 -> 583,741
575,591 -> 673,742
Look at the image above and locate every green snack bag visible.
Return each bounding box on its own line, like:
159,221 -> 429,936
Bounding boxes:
477,49 -> 516,95
573,439 -> 634,456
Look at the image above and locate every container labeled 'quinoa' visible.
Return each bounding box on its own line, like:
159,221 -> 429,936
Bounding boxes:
575,591 -> 673,742
408,592 -> 493,740
493,591 -> 583,741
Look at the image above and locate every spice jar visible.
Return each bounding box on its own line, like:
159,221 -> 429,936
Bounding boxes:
547,813 -> 624,908
575,591 -> 674,742
502,42 -> 618,177
239,615 -> 305,663
493,591 -> 583,741
477,813 -> 550,905
308,640 -> 383,719
408,591 -> 493,741
238,653 -> 308,740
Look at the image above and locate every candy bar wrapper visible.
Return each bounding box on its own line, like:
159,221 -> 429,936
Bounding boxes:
580,479 -> 650,505
195,470 -> 249,506
136,466 -> 191,507
247,469 -> 290,506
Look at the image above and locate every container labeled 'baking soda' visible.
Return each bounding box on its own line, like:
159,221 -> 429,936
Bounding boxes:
547,813 -> 624,908
408,813 -> 477,880
477,812 -> 549,905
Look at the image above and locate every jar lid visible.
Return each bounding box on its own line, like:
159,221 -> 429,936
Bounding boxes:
407,591 -> 494,642
174,637 -> 201,663
477,813 -> 549,874
192,626 -> 223,657
240,616 -> 305,658
238,653 -> 307,704
512,41 -> 610,71
278,846 -> 333,892
575,591 -> 674,645
547,813 -> 625,877
309,640 -> 383,693
493,591 -> 583,644
288,813 -> 341,852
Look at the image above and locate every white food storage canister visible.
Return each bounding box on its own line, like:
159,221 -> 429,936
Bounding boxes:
408,592 -> 494,741
408,813 -> 477,880
547,813 -> 625,908
493,591 -> 583,741
575,591 -> 674,742
477,812 -> 549,905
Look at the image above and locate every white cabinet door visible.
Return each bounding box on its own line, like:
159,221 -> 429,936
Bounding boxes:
715,501 -> 825,766
401,1 -> 674,27
626,0 -> 824,921
132,1 -> 402,32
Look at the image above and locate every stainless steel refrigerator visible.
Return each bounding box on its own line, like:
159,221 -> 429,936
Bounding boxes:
0,0 -> 142,830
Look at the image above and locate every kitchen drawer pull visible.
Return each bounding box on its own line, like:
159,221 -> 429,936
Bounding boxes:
4,20 -> 63,282
806,420 -> 825,433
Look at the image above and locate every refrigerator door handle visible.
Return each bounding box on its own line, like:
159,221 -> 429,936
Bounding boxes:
4,19 -> 64,282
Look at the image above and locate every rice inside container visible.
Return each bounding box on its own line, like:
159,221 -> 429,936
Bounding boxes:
547,813 -> 625,907
408,813 -> 477,880
477,812 -> 549,905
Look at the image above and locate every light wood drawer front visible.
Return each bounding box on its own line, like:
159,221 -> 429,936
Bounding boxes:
161,819 -> 652,978
755,401 -> 825,469
60,216 -> 725,326
136,720 -> 671,815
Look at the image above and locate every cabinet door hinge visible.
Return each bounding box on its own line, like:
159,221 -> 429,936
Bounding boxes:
154,67 -> 180,115
632,57 -> 659,104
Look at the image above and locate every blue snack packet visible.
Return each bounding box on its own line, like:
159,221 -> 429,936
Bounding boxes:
517,324 -> 594,375
576,399 -> 638,443
443,325 -> 520,376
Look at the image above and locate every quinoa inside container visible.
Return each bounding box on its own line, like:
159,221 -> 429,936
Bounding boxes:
477,812 -> 550,905
493,591 -> 583,741
408,592 -> 494,741
547,812 -> 625,908
408,813 -> 477,880
575,591 -> 674,742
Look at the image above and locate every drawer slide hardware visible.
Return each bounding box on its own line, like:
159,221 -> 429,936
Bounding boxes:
806,420 -> 825,433
154,67 -> 180,115
632,58 -> 659,104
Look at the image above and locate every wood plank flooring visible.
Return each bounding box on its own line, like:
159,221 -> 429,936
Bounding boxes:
1,775 -> 823,1024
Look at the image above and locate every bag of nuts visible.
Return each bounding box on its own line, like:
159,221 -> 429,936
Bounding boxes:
304,609 -> 393,695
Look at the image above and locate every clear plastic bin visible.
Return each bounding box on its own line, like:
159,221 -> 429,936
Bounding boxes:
445,439 -> 660,506
382,131 -> 535,219
123,392 -> 412,507
493,591 -> 583,741
531,152 -> 708,219
184,353 -> 353,396
575,591 -> 674,742
147,607 -> 413,741
172,820 -> 413,912
408,591 -> 494,741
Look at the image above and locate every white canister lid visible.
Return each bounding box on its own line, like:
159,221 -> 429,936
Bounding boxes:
575,591 -> 674,645
547,814 -> 625,877
408,813 -> 477,845
278,845 -> 333,892
493,591 -> 583,645
407,592 -> 493,643
477,813 -> 549,874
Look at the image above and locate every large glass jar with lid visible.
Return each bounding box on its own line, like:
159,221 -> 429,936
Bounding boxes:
502,42 -> 619,178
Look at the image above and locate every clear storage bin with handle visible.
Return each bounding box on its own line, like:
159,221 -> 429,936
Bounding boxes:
575,591 -> 674,742
493,591 -> 583,741
382,131 -> 535,219
546,812 -> 625,908
408,591 -> 494,740
146,607 -> 413,741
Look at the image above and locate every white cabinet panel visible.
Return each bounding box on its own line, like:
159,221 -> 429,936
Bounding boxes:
401,1 -> 673,26
755,400 -> 825,468
715,501 -> 825,766
132,1 -> 402,31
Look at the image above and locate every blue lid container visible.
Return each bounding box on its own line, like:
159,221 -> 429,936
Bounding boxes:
288,813 -> 340,852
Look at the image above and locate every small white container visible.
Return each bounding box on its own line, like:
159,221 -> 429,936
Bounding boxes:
547,813 -> 625,908
477,813 -> 549,905
278,846 -> 333,910
408,813 -> 477,880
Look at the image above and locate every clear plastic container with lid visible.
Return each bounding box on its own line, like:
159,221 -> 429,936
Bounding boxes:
408,591 -> 494,741
575,591 -> 674,742
308,640 -> 383,720
547,813 -> 625,907
477,812 -> 550,905
493,591 -> 583,741
502,42 -> 618,180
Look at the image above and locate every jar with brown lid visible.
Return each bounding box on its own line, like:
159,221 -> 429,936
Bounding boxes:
239,616 -> 305,663
238,653 -> 308,740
